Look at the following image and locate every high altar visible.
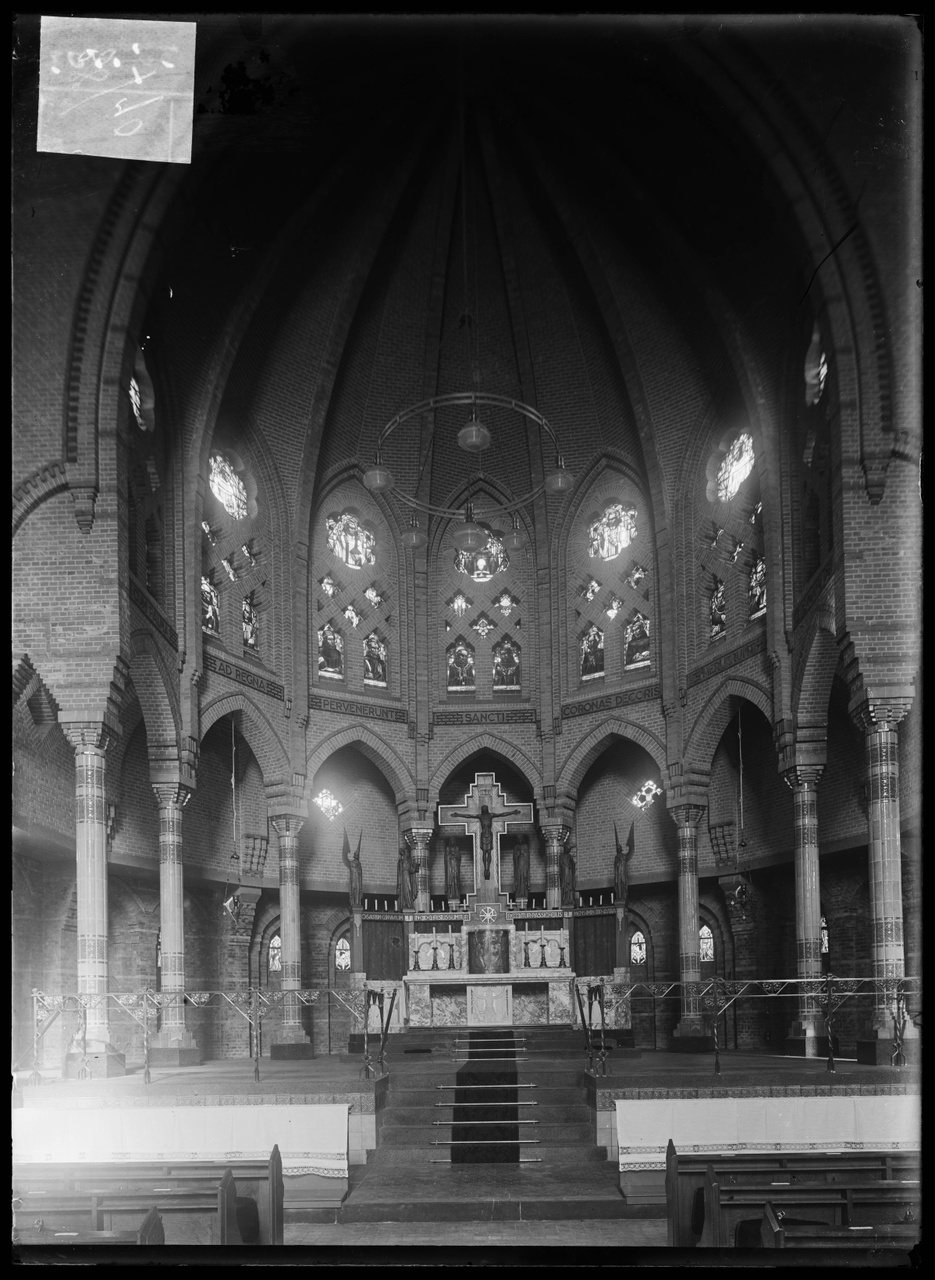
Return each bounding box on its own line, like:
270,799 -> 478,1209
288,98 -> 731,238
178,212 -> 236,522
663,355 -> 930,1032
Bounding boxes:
394,772 -> 579,1029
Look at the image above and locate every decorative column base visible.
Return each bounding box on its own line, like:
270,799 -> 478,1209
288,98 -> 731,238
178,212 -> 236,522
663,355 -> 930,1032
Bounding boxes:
670,1021 -> 713,1053
150,1027 -> 202,1067
64,1045 -> 127,1079
856,1025 -> 921,1067
270,1028 -> 315,1060
783,1031 -> 822,1059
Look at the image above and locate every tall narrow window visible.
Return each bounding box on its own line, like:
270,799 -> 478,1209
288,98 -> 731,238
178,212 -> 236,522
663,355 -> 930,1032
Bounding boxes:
242,594 -> 259,650
699,924 -> 714,963
318,624 -> 344,680
447,638 -> 476,692
624,612 -> 651,669
630,930 -> 646,967
580,624 -> 605,681
201,576 -> 220,634
493,637 -> 521,691
710,578 -> 727,640
748,555 -> 767,618
363,633 -> 387,687
209,454 -> 248,519
335,937 -> 351,972
716,433 -> 755,501
268,933 -> 282,976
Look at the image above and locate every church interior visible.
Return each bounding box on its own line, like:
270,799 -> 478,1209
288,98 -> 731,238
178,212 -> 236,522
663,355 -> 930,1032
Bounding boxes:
12,14 -> 921,1262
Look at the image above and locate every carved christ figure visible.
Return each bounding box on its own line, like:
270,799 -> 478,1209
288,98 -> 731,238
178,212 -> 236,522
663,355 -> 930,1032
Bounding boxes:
448,801 -> 524,880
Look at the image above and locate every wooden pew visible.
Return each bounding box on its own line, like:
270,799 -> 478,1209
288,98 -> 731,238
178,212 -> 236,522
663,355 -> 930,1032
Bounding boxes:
12,1167 -> 242,1246
758,1200 -> 920,1251
698,1164 -> 921,1248
664,1139 -> 920,1247
12,1145 -> 283,1246
12,1205 -> 165,1247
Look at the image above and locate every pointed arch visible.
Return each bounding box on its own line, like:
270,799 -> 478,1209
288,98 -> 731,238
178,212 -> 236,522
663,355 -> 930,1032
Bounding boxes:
428,734 -> 543,810
794,616 -> 841,736
305,726 -> 414,808
128,631 -> 181,752
557,718 -> 666,800
199,693 -> 290,788
683,678 -> 773,776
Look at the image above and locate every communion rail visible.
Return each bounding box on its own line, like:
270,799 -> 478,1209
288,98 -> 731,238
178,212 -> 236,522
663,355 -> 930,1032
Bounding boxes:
574,974 -> 922,1076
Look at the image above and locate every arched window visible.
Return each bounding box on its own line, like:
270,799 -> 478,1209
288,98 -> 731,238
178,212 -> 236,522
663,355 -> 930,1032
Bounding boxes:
820,915 -> 830,972
268,933 -> 282,978
630,930 -> 647,967
716,433 -> 755,502
335,937 -> 351,972
209,453 -> 248,519
699,924 -> 715,964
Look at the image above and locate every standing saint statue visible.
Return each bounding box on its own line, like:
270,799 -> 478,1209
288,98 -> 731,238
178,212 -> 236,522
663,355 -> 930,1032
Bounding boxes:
396,845 -> 416,911
448,801 -> 524,880
559,844 -> 577,907
444,838 -> 461,902
342,829 -> 364,909
614,822 -> 634,909
513,836 -> 530,902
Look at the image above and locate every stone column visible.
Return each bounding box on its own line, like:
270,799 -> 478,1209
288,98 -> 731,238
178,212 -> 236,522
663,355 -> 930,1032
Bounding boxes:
781,764 -> 824,1056
669,804 -> 708,1051
850,698 -> 917,1063
150,783 -> 201,1065
62,724 -> 125,1076
270,816 -> 312,1058
542,824 -> 567,911
407,827 -> 434,914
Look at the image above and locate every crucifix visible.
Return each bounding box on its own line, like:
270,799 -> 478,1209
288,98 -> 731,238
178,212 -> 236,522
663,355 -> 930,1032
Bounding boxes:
438,772 -> 534,907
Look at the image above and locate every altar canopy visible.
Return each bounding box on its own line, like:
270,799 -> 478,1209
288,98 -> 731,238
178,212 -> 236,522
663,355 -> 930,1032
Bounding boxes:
13,1103 -> 350,1179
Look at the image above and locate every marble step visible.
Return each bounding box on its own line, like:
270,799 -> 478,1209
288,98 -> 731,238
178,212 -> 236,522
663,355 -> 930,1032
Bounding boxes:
366,1142 -> 608,1166
378,1122 -> 595,1145
382,1104 -> 592,1125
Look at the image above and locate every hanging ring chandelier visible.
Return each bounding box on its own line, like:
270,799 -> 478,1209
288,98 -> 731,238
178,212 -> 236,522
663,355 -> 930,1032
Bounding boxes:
361,391 -> 574,552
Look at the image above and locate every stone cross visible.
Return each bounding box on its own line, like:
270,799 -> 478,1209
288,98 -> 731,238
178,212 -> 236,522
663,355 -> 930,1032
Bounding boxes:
438,772 -> 533,906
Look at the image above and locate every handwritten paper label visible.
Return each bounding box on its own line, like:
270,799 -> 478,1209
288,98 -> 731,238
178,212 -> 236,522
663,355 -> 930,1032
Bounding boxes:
38,16 -> 196,164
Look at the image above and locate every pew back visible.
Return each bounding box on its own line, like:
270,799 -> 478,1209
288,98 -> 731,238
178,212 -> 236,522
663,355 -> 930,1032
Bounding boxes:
12,1205 -> 165,1248
759,1201 -> 921,1251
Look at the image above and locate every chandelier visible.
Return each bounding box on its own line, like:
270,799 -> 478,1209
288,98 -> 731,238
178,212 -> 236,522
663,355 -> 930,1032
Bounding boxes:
358,97 -> 574,553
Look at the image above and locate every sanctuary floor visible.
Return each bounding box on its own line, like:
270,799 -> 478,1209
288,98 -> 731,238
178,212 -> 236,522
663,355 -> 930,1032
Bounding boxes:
13,1046 -> 920,1264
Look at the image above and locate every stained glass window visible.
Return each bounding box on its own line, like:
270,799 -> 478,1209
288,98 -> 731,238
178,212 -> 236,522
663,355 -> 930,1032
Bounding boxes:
455,531 -> 508,582
268,933 -> 282,974
320,575 -> 337,598
129,376 -> 145,430
495,591 -> 518,616
363,633 -> 387,687
201,576 -> 219,634
710,578 -> 727,639
447,639 -> 476,692
243,595 -> 259,649
820,916 -> 829,955
749,555 -> 767,617
605,597 -> 623,620
209,454 -> 248,519
365,586 -> 384,608
326,512 -> 376,569
493,638 -> 521,691
584,579 -> 601,601
624,612 -> 651,669
626,564 -> 647,589
451,592 -> 470,617
805,324 -> 829,406
580,624 -> 604,681
630,931 -> 646,967
588,504 -> 638,561
699,924 -> 714,963
470,615 -> 496,639
716,433 -> 755,501
344,603 -> 362,628
318,623 -> 344,680
335,937 -> 351,971
314,790 -> 344,821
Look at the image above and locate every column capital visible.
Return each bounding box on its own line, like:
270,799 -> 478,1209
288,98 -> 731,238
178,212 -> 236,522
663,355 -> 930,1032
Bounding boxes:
540,822 -> 570,844
148,741 -> 198,793
61,721 -> 118,753
152,781 -> 193,809
270,814 -> 305,840
668,803 -> 706,830
405,827 -> 435,847
782,763 -> 825,791
848,688 -> 915,734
